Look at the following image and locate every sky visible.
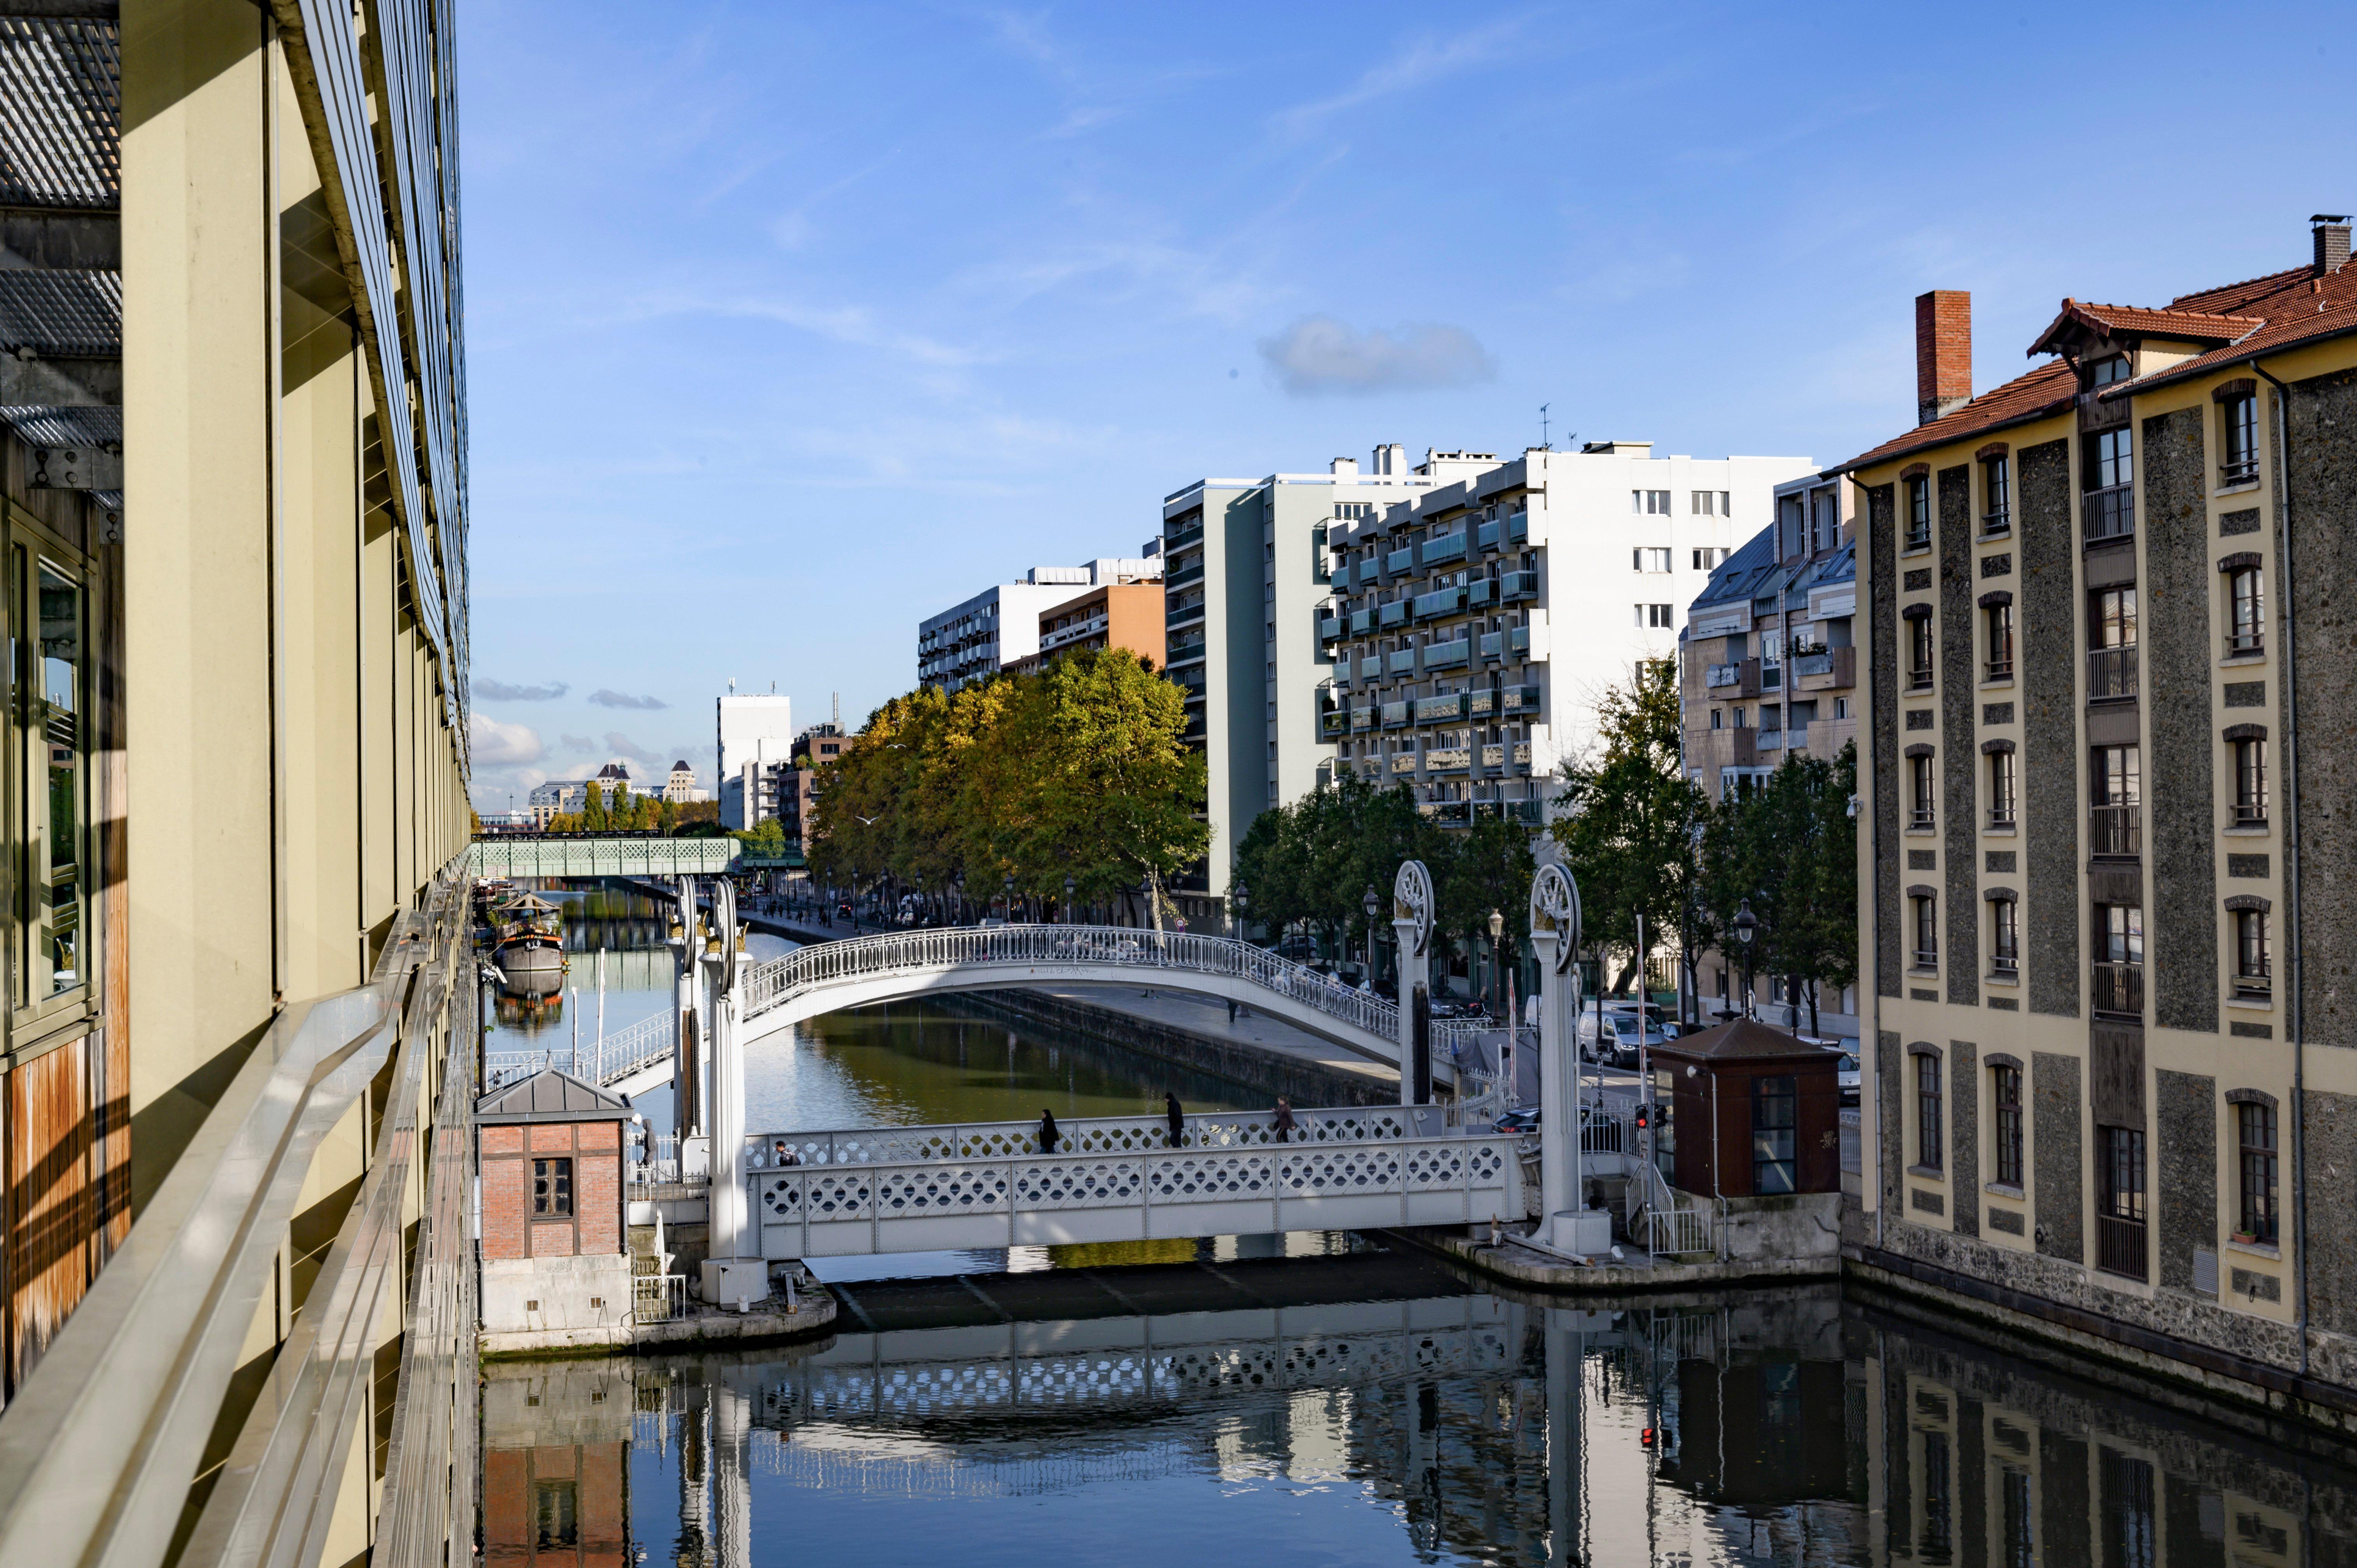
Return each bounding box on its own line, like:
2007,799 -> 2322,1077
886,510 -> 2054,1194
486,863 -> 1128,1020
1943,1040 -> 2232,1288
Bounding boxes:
456,0 -> 2357,812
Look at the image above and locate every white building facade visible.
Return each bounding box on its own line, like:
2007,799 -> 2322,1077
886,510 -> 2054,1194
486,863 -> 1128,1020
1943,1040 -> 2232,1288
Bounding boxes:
918,552 -> 1164,694
1321,442 -> 1816,826
717,693 -> 794,829
1160,447 -> 1449,927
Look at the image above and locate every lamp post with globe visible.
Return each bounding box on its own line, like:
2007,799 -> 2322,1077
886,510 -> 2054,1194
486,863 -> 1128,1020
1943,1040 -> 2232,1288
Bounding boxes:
1489,908 -> 1517,1100
1733,897 -> 1758,1021
1362,883 -> 1382,992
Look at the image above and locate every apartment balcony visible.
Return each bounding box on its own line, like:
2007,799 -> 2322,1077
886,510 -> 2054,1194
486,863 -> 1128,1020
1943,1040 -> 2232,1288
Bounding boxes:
1465,577 -> 1498,610
1351,706 -> 1375,732
1165,517 -> 1204,550
1476,519 -> 1502,553
1416,691 -> 1470,723
1321,708 -> 1350,738
2083,483 -> 2134,543
2088,645 -> 2138,702
1479,632 -> 1503,661
1501,569 -> 1538,601
1166,639 -> 1207,671
1387,547 -> 1415,576
1422,531 -> 1466,565
1508,625 -> 1530,655
1382,701 -> 1410,728
1426,747 -> 1472,774
1414,585 -> 1466,621
1317,614 -> 1344,643
1425,637 -> 1470,670
1507,511 -> 1528,545
1350,607 -> 1376,636
2097,1213 -> 2147,1280
2093,961 -> 2145,1019
1387,648 -> 1417,676
1379,600 -> 1410,629
1501,683 -> 1542,714
1786,723 -> 1811,752
2090,803 -> 2141,857
1041,613 -> 1109,653
1758,727 -> 1783,750
1513,742 -> 1532,766
1421,800 -> 1471,824
1726,729 -> 1759,766
1166,558 -> 1206,588
1706,662 -> 1742,689
1353,655 -> 1377,680
1389,751 -> 1418,775
1793,650 -> 1832,678
1479,743 -> 1506,772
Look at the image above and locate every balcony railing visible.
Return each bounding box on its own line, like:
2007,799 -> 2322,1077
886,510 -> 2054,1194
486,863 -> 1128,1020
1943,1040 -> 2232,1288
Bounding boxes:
1479,632 -> 1502,660
1502,570 -> 1538,600
1480,743 -> 1505,771
1426,638 -> 1468,669
1357,655 -> 1381,679
1508,625 -> 1530,654
1320,710 -> 1349,737
1907,662 -> 1933,691
1707,663 -> 1741,688
1166,559 -> 1205,588
1758,727 -> 1783,750
1414,586 -> 1466,621
2226,626 -> 2263,658
1911,804 -> 1935,830
2220,457 -> 2260,487
1982,508 -> 2011,536
1351,706 -> 1374,731
1507,512 -> 1528,545
1786,723 -> 1810,751
1989,802 -> 2016,829
2090,803 -> 2141,857
2097,1213 -> 2148,1280
1990,950 -> 2019,978
2093,961 -> 2144,1017
1379,600 -> 1409,629
2087,645 -> 2138,701
1476,520 -> 1501,553
1793,652 -> 1833,678
1387,547 -> 1415,575
1512,742 -> 1532,766
1390,752 -> 1418,774
1426,747 -> 1471,773
1502,683 -> 1541,713
1349,607 -> 1376,635
2083,483 -> 2135,542
1317,615 -> 1343,642
1415,692 -> 1469,723
1387,649 -> 1417,675
1466,577 -> 1498,609
1422,531 -> 1466,565
1382,702 -> 1410,728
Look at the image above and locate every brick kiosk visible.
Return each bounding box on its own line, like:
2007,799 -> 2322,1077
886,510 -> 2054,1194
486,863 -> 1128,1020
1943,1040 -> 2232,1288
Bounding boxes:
477,1068 -> 636,1350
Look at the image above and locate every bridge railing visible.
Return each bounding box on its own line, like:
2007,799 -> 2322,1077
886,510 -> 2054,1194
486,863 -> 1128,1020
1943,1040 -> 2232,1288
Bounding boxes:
743,1104 -> 1461,1169
488,1008 -> 675,1092
737,923 -> 1487,1059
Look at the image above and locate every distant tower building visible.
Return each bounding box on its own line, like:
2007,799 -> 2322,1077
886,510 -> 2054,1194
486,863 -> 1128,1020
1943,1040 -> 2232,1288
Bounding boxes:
717,692 -> 794,828
663,760 -> 707,803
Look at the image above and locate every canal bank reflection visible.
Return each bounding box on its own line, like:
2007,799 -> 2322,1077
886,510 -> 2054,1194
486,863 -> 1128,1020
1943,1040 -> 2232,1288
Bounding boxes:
483,1255 -> 2357,1565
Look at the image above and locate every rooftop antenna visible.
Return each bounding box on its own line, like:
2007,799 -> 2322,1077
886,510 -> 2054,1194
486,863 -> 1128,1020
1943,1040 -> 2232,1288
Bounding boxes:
728,677 -> 737,693
1540,403 -> 1550,451
832,691 -> 840,727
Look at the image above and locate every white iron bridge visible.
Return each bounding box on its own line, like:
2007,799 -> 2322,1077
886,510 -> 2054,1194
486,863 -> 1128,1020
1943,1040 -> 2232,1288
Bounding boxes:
692,1105 -> 1523,1259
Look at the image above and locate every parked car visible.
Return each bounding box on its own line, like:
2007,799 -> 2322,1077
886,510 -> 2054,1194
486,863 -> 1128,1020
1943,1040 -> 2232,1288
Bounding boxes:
1577,1010 -> 1672,1069
1819,1043 -> 1862,1105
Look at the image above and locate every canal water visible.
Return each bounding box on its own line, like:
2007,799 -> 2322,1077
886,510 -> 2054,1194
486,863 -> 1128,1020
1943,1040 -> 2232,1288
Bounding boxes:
484,888 -> 2357,1563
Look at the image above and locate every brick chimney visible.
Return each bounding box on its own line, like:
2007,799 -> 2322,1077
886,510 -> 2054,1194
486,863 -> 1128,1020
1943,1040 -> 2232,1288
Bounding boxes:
1915,290 -> 1972,425
2314,214 -> 2351,275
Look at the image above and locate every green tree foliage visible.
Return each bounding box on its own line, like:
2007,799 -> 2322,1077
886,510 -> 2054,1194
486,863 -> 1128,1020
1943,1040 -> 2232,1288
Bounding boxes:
808,651 -> 1209,917
1700,743 -> 1859,1033
1548,659 -> 1707,996
580,780 -> 608,834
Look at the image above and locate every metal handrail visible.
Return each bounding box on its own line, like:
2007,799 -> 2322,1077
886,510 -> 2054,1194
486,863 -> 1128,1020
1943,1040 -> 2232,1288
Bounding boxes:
744,1104 -> 1459,1168
0,878 -> 468,1568
737,923 -> 1484,1063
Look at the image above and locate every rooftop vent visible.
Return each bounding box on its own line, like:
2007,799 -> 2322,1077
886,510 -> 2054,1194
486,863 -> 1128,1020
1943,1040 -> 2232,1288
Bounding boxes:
2313,214 -> 2351,275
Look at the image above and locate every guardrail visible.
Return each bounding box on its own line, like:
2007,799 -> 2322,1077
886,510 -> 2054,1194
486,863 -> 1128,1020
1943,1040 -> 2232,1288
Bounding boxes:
735,923 -> 1485,1064
743,1104 -> 1460,1169
0,870 -> 477,1568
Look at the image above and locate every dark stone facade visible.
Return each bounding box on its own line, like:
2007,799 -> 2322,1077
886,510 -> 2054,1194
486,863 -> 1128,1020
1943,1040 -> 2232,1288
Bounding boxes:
2285,367 -> 2357,1051
1949,1038 -> 1979,1237
2305,1089 -> 2357,1340
2224,680 -> 2265,708
1982,702 -> 2013,725
2143,408 -> 2218,1035
2228,853 -> 2269,879
1869,484 -> 1901,998
2220,506 -> 2260,536
1939,465 -> 1978,1006
1877,1031 -> 1902,1218
1986,850 -> 2016,874
1981,552 -> 2012,577
2019,440 -> 2080,1017
2155,1068 -> 2216,1293
2033,1050 -> 2083,1264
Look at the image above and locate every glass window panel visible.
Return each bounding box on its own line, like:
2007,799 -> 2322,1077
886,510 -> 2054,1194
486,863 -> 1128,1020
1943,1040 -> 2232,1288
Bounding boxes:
32,560 -> 80,997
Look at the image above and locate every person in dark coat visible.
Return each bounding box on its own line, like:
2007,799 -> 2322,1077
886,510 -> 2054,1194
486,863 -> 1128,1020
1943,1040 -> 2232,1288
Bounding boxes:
1165,1092 -> 1185,1148
1038,1109 -> 1060,1153
1272,1097 -> 1296,1144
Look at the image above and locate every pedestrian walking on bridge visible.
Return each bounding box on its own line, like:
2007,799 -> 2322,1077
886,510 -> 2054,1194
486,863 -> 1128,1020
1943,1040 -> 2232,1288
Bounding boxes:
1037,1109 -> 1060,1153
1165,1092 -> 1185,1148
1272,1097 -> 1296,1144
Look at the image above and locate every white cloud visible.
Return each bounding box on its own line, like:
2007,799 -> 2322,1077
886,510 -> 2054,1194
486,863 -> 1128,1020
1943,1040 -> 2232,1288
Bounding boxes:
588,689 -> 669,710
1272,19 -> 1531,137
470,713 -> 544,766
474,677 -> 568,701
1258,316 -> 1496,397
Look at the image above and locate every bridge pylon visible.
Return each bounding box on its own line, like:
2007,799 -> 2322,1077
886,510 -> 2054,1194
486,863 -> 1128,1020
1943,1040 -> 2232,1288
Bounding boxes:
1528,862 -> 1610,1259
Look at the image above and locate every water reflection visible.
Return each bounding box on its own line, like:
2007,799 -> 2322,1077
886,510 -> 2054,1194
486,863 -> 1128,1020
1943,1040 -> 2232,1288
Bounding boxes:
481,1259 -> 2357,1566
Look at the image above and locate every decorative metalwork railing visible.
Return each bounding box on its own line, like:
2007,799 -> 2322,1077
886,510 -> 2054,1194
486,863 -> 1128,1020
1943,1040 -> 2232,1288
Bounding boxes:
751,1134 -> 1518,1233
490,1006 -> 677,1091
634,1274 -> 689,1324
745,1105 -> 1451,1169
735,923 -> 1484,1061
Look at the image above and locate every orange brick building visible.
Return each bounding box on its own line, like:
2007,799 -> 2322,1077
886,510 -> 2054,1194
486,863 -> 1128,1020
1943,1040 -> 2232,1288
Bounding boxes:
477,1069 -> 635,1348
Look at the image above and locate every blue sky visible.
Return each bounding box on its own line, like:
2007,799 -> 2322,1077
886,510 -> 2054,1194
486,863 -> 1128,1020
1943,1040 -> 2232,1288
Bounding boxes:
457,1 -> 2356,810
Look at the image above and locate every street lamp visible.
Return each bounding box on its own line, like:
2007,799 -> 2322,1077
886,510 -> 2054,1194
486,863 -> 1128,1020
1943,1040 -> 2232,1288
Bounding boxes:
1488,908 -> 1516,1099
1231,881 -> 1248,943
1733,897 -> 1757,1021
1003,871 -> 1015,922
1064,873 -> 1077,924
1362,883 -> 1382,990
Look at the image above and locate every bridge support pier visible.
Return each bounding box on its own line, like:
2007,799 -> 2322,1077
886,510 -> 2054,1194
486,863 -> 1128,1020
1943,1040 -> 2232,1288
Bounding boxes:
1531,876 -> 1608,1259
700,883 -> 766,1309
1394,915 -> 1429,1107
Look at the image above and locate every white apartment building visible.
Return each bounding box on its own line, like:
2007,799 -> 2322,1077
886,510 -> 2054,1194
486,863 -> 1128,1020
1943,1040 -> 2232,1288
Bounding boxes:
1160,446 -> 1452,926
716,692 -> 794,828
1322,442 -> 1815,826
918,551 -> 1164,693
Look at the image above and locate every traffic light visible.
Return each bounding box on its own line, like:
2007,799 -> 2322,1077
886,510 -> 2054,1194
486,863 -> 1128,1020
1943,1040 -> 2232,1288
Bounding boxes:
1633,1103 -> 1651,1131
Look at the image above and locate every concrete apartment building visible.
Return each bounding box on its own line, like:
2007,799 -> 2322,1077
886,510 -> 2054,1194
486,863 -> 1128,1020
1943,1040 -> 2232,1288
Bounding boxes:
1843,221 -> 2357,1410
774,722 -> 848,859
918,551 -> 1164,693
1160,448 -> 1445,925
716,691 -> 793,828
1321,443 -> 1815,830
0,0 -> 473,1450
1679,473 -> 1861,1036
1003,580 -> 1165,676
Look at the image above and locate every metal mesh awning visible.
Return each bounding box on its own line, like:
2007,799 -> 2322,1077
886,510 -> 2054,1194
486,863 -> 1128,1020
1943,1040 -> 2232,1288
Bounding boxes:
0,267 -> 118,355
0,16 -> 118,210
0,403 -> 118,449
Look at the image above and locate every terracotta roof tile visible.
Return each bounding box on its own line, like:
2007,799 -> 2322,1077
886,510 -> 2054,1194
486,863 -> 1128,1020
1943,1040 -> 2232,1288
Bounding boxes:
2112,262 -> 2357,397
2170,265 -> 2311,314
1834,359 -> 2077,475
2027,298 -> 2261,355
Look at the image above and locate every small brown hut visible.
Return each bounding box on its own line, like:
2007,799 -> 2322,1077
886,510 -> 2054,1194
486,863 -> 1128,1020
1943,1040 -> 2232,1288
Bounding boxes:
1652,1019 -> 1842,1198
